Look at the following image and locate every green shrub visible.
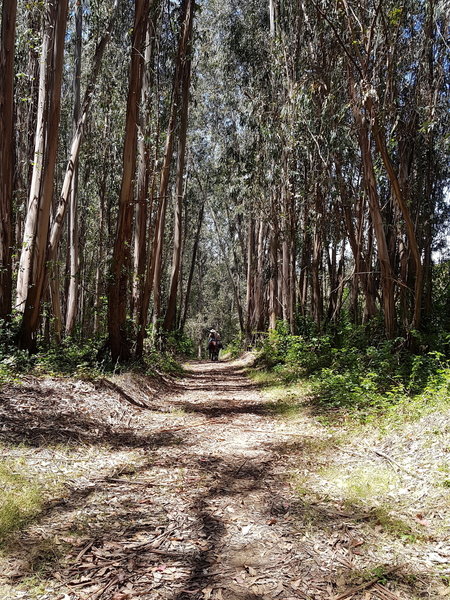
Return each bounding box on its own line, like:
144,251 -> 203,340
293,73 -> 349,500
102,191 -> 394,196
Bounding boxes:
165,330 -> 195,357
256,320 -> 450,417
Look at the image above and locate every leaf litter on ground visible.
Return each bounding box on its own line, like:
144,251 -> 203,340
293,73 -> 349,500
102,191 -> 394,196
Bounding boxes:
0,354 -> 448,600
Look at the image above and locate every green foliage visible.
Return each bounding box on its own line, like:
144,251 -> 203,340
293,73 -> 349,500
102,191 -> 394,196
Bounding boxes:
144,349 -> 185,376
33,339 -> 106,376
0,331 -> 187,381
257,321 -> 450,419
226,333 -> 245,358
164,330 -> 195,358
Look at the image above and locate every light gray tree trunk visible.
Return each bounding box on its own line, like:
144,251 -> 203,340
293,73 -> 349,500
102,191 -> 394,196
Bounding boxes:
17,0 -> 69,350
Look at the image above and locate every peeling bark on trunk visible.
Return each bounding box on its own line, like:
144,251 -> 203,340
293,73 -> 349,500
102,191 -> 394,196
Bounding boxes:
108,0 -> 149,362
65,0 -> 83,337
368,101 -> 423,332
17,0 -> 69,351
348,74 -> 396,338
180,200 -> 204,333
163,0 -> 194,331
245,218 -> 255,344
0,0 -> 17,321
152,0 -> 192,330
254,220 -> 266,332
268,202 -> 279,331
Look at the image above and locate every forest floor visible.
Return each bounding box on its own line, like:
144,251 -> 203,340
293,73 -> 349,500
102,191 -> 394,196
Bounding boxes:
0,354 -> 449,600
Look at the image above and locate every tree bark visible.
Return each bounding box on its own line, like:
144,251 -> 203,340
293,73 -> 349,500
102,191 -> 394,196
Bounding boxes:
132,8 -> 158,324
108,0 -> 149,362
368,100 -> 423,331
180,199 -> 204,332
268,200 -> 279,330
254,220 -> 266,332
163,0 -> 194,331
65,0 -> 83,337
152,0 -> 191,329
348,74 -> 396,338
0,0 -> 17,321
17,0 -> 69,350
245,217 -> 255,344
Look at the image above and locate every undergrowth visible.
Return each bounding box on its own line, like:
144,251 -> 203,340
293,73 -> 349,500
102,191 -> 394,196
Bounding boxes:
0,321 -> 192,382
252,320 -> 450,424
0,460 -> 42,544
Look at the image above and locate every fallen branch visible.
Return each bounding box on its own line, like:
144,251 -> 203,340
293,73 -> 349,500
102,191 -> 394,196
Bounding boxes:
86,575 -> 120,600
75,540 -> 95,562
372,448 -> 426,480
333,566 -> 401,600
372,582 -> 402,600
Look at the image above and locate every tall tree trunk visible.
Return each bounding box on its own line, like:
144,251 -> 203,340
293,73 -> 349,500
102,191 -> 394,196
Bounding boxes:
94,180 -> 106,335
17,0 -> 69,351
14,8 -> 39,287
0,0 -> 17,321
245,217 -> 255,344
163,0 -> 194,331
268,201 -> 279,330
311,186 -> 323,327
108,0 -> 149,362
208,200 -> 245,333
65,0 -> 83,336
368,100 -> 423,332
132,8 -> 158,324
152,0 -> 191,329
336,161 -> 377,320
298,196 -> 310,316
48,0 -> 119,273
180,199 -> 204,332
16,8 -> 52,313
348,74 -> 396,338
254,220 -> 266,332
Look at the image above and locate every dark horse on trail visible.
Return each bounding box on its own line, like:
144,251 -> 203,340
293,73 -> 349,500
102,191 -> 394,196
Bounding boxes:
208,339 -> 222,361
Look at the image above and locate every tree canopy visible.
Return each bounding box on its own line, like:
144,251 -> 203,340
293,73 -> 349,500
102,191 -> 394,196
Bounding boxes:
0,0 -> 449,359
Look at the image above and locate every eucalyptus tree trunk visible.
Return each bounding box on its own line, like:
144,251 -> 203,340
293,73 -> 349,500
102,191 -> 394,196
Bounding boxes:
245,217 -> 255,344
335,161 -> 377,320
15,9 -> 52,313
108,0 -> 149,362
268,200 -> 279,330
132,6 -> 159,324
48,0 -> 119,270
311,186 -> 324,328
180,199 -> 204,333
65,0 -> 83,337
152,0 -> 192,329
281,167 -> 296,332
38,0 -> 117,342
0,0 -> 17,321
298,198 -> 310,316
368,101 -> 423,332
14,8 -> 39,260
163,0 -> 194,331
17,0 -> 69,351
348,76 -> 396,338
254,220 -> 266,332
94,153 -> 108,335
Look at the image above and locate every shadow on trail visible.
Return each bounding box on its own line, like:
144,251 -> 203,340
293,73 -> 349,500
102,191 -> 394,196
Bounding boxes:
0,397 -> 185,448
179,401 -> 269,417
0,360 -> 441,599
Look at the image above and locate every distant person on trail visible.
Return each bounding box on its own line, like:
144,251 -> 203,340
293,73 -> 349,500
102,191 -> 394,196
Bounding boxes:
207,329 -> 222,361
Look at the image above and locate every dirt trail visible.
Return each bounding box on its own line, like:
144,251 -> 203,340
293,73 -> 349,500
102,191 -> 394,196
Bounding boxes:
0,356 -> 446,600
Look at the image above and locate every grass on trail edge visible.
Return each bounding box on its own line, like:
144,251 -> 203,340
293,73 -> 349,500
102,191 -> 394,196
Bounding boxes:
248,362 -> 450,429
